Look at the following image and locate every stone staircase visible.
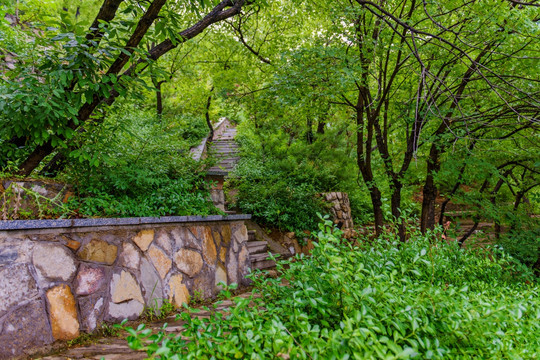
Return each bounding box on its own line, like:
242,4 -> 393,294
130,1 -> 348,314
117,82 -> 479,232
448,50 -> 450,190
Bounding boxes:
247,230 -> 276,270
207,127 -> 240,175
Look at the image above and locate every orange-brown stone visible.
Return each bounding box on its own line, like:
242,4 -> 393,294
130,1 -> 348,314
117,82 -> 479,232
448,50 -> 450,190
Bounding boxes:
46,285 -> 79,341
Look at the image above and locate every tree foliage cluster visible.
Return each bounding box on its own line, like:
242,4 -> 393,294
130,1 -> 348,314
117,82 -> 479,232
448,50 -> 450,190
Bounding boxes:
0,1 -> 538,252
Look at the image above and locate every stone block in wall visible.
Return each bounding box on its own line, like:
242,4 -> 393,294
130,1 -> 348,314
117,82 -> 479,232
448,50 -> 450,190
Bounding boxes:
107,300 -> 145,322
74,263 -> 108,296
172,227 -> 202,251
132,229 -> 154,251
0,263 -> 39,316
111,271 -> 144,304
202,227 -> 217,266
79,295 -> 105,332
0,299 -> 53,359
140,258 -> 163,311
33,243 -> 77,282
169,274 -> 190,308
174,248 -> 203,277
78,239 -> 118,265
107,271 -> 145,321
155,230 -> 173,255
147,245 -> 172,279
47,284 -> 79,341
119,242 -> 141,270
215,264 -> 228,291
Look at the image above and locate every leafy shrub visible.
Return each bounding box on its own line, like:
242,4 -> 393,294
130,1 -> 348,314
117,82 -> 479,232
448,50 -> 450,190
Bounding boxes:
498,226 -> 540,267
227,157 -> 329,233
121,220 -> 539,359
64,107 -> 216,218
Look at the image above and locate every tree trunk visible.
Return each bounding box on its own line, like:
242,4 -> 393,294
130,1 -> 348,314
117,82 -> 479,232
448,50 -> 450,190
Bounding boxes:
205,87 -> 214,140
316,121 -> 325,134
390,181 -> 405,241
421,162 -> 439,233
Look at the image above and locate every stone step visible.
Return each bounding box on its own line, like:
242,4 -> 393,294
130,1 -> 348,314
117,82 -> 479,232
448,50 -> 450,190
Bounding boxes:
250,252 -> 276,270
247,240 -> 267,253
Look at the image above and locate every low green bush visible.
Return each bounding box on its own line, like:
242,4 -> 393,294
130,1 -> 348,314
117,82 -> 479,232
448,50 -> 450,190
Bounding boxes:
64,106 -> 217,218
121,219 -> 539,359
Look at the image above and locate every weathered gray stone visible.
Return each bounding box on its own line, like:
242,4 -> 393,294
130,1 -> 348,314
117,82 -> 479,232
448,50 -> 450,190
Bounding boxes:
174,248 -> 203,277
78,239 -> 118,265
171,227 -> 201,250
0,264 -> 39,315
140,259 -> 163,311
132,229 -> 154,251
238,245 -> 251,285
47,284 -> 80,341
147,245 -> 171,279
0,246 -> 18,264
215,264 -> 228,291
226,250 -> 238,285
79,296 -> 104,332
119,242 -> 140,270
193,266 -> 214,298
33,243 -> 77,281
231,223 -> 247,253
110,271 -> 144,304
107,300 -> 144,321
155,230 -> 173,255
0,299 -> 53,359
75,264 -> 107,295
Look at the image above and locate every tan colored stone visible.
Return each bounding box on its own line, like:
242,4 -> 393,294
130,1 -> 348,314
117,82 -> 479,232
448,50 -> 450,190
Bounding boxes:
78,239 -> 117,265
219,247 -> 227,263
147,245 -> 172,279
133,229 -> 154,251
174,249 -> 203,277
215,264 -> 228,291
169,274 -> 190,308
119,242 -> 140,270
47,285 -> 80,341
111,271 -> 144,304
202,227 -> 217,265
221,225 -> 231,246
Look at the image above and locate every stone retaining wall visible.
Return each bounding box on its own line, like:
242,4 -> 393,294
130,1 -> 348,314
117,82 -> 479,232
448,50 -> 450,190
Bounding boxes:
323,192 -> 354,230
0,215 -> 251,359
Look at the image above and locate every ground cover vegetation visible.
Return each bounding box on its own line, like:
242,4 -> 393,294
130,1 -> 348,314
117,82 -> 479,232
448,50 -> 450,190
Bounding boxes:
121,218 -> 540,359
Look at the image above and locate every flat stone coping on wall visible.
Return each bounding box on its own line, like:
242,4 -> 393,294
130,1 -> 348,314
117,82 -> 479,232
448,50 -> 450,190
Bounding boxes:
0,214 -> 251,231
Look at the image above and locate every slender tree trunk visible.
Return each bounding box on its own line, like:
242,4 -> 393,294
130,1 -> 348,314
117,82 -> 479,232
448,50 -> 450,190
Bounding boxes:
317,121 -> 325,134
205,86 -> 214,140
390,181 -> 405,240
306,118 -> 314,144
421,147 -> 440,233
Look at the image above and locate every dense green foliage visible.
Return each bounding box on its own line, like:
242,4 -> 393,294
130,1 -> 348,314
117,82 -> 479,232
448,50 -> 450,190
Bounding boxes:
121,219 -> 539,359
64,106 -> 216,218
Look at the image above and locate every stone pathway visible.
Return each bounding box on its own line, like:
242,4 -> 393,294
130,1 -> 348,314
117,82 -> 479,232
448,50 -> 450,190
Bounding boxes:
33,292 -> 255,360
207,125 -> 240,176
